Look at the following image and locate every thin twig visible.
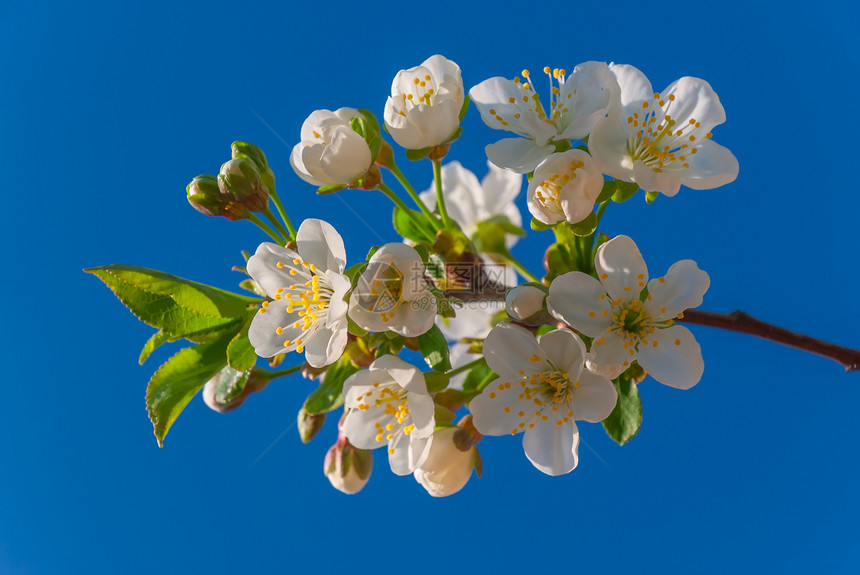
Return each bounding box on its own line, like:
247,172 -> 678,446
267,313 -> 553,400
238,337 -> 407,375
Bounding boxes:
679,310 -> 860,372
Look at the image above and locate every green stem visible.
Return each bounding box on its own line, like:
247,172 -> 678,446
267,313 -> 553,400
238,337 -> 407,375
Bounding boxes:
594,200 -> 609,225
263,207 -> 290,243
502,252 -> 540,283
267,189 -> 297,240
432,159 -> 452,228
247,213 -> 286,245
447,357 -> 486,378
388,163 -> 440,229
378,183 -> 428,230
258,364 -> 303,381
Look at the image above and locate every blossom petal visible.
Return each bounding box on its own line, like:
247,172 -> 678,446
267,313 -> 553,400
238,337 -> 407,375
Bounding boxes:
681,140 -> 739,190
557,61 -> 618,140
469,381 -> 535,436
523,418 -> 579,476
370,354 -> 427,395
570,369 -> 617,423
595,235 -> 649,300
588,116 -> 634,182
390,297 -> 437,337
304,316 -> 347,368
318,128 -> 371,184
296,219 -> 347,273
647,260 -> 710,321
248,304 -> 302,357
481,160 -> 523,220
591,331 -> 628,372
486,137 -> 555,174
325,272 -> 351,328
246,242 -> 301,296
470,77 -> 556,143
660,76 -> 726,134
548,271 -> 613,337
388,429 -> 415,476
290,143 -> 326,186
637,324 -> 704,389
538,328 -> 586,378
633,161 -> 683,196
406,393 -> 436,438
483,323 -> 545,377
609,64 -> 653,114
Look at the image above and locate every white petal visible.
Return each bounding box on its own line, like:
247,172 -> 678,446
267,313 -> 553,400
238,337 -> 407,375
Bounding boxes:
638,325 -> 704,389
317,128 -> 371,184
570,369 -> 617,422
369,354 -> 427,394
325,272 -> 351,328
481,160 -> 523,218
388,429 -> 415,475
557,61 -> 618,140
609,64 -> 653,114
390,296 -> 437,337
681,140 -> 739,190
304,316 -> 347,368
248,305 -> 301,358
483,323 -> 545,377
290,143 -> 326,186
436,303 -> 500,341
591,331 -> 628,371
469,77 -> 555,143
633,161 -> 682,196
660,76 -> 726,134
296,219 -> 347,273
469,382 -> 535,436
246,242 -> 302,296
538,328 -> 586,378
342,407 -> 393,451
523,418 -> 579,476
588,116 -> 635,182
647,260 -> 710,320
595,235 -> 649,300
486,137 -> 555,174
548,271 -> 613,337
406,393 -> 436,438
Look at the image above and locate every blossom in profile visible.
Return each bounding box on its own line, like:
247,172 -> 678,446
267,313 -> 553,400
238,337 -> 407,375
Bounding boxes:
348,243 -> 437,337
470,62 -> 618,173
342,355 -> 435,475
588,64 -> 739,196
527,149 -> 604,225
247,219 -> 351,368
383,55 -> 464,151
290,108 -> 373,187
547,235 -> 710,388
469,323 -> 617,476
413,427 -> 477,497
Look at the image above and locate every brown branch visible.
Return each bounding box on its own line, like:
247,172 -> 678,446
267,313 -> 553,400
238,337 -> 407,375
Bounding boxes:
679,310 -> 860,373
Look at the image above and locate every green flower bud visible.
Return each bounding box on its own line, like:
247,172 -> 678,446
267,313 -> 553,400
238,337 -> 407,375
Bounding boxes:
202,367 -> 270,413
187,175 -> 249,221
217,158 -> 269,213
231,141 -> 275,192
297,406 -> 326,444
324,437 -> 373,495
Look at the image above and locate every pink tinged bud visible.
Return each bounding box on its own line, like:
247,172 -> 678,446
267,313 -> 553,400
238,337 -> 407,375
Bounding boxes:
202,367 -> 269,413
324,438 -> 373,495
413,427 -> 477,497
297,407 -> 326,444
506,285 -> 549,326
217,158 -> 269,213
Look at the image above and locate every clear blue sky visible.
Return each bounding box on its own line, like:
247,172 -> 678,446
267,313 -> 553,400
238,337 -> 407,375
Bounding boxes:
3,1 -> 860,573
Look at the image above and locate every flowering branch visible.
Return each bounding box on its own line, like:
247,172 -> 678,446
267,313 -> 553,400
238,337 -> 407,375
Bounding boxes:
679,310 -> 860,373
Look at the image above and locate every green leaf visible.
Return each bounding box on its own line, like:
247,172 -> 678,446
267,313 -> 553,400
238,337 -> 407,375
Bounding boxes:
86,265 -> 258,318
347,316 -> 368,337
602,371 -> 643,445
461,360 -> 493,394
227,322 -> 257,372
530,217 -> 553,232
146,336 -> 231,446
458,95 -> 470,121
343,262 -> 367,287
357,108 -> 380,134
139,330 -> 170,365
417,325 -> 452,372
443,126 -> 463,144
88,267 -> 244,342
569,212 -> 598,237
304,358 -> 360,415
596,179 -> 617,204
349,116 -> 368,139
393,206 -> 436,244
405,147 -> 433,161
645,191 -> 659,204
425,371 -> 451,394
611,180 -> 639,203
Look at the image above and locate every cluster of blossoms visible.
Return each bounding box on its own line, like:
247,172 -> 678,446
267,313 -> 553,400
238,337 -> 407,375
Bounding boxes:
95,54 -> 736,497
232,55 -> 730,495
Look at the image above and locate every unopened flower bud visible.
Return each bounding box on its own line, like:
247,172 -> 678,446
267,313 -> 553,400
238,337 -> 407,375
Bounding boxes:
202,367 -> 269,413
506,284 -> 550,326
324,437 -> 373,495
413,426 -> 478,497
297,406 -> 326,443
187,175 -> 249,221
218,158 -> 269,213
231,141 -> 275,192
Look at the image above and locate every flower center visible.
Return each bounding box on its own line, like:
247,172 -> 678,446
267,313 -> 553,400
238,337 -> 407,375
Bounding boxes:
354,385 -> 416,445
610,298 -> 653,341
534,157 -> 585,214
397,69 -> 438,114
258,257 -> 333,354
625,92 -> 713,172
486,67 -> 574,137
492,366 -> 579,436
355,262 -> 405,323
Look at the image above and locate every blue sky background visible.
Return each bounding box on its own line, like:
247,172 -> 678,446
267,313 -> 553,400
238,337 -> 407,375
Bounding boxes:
2,0 -> 860,573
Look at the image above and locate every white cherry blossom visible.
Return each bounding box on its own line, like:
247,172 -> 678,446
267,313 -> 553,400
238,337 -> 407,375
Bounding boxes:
348,243 -> 437,337
469,323 -> 617,476
342,355 -> 435,475
413,427 -> 476,497
470,62 -> 618,173
589,64 -> 739,196
384,55 -> 464,151
527,150 -> 604,225
290,108 -> 372,186
247,219 -> 351,368
547,235 -> 710,388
